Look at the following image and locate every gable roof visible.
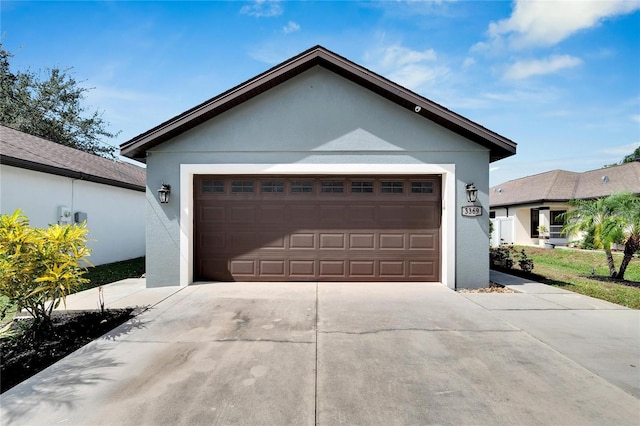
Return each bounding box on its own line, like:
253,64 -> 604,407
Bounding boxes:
1,125 -> 146,192
490,162 -> 640,207
120,45 -> 517,163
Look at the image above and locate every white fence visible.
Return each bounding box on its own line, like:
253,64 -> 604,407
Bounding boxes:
490,217 -> 514,247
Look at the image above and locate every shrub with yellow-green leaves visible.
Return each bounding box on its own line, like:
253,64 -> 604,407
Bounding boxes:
0,209 -> 92,330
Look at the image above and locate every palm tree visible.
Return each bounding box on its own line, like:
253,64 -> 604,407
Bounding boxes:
562,197 -> 621,278
607,192 -> 640,280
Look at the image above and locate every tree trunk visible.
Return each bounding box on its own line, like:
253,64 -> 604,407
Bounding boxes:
604,248 -> 618,278
617,235 -> 640,281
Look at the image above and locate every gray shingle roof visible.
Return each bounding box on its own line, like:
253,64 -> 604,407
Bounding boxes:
490,162 -> 640,207
1,125 -> 145,191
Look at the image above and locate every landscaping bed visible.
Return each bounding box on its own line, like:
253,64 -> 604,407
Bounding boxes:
0,257 -> 146,393
491,246 -> 640,309
1,308 -> 135,393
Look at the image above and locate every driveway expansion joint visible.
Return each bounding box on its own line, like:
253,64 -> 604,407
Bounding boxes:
319,328 -> 520,335
122,339 -> 315,344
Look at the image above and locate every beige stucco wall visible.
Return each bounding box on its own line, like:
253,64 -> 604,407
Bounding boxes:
492,202 -> 571,247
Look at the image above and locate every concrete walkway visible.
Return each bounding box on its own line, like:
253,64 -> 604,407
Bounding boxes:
51,278 -> 184,313
485,270 -> 640,399
1,276 -> 639,425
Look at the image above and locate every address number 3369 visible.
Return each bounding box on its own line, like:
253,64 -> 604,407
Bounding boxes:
461,206 -> 483,217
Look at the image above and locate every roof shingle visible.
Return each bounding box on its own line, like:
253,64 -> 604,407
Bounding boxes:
490,162 -> 640,207
1,125 -> 145,191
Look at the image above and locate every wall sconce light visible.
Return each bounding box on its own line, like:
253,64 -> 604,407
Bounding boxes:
158,183 -> 171,204
465,183 -> 478,203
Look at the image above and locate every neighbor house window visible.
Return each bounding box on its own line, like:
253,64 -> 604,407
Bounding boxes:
202,180 -> 224,193
351,181 -> 373,193
231,180 -> 254,193
321,181 -> 344,193
381,181 -> 403,193
550,210 -> 566,238
530,208 -> 540,238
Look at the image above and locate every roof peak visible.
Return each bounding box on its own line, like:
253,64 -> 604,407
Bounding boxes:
120,45 -> 516,163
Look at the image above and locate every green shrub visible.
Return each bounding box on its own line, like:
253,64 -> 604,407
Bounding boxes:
490,245 -> 535,273
518,249 -> 534,273
0,210 -> 92,331
490,245 -> 515,269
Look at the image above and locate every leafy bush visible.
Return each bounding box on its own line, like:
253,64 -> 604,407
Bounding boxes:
0,210 -> 92,331
490,245 -> 515,269
490,245 -> 535,273
518,249 -> 534,273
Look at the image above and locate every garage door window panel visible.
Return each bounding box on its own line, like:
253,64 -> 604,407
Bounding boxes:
411,181 -> 434,194
351,181 -> 374,193
202,179 -> 225,194
231,180 -> 255,193
291,180 -> 314,194
381,181 -> 404,194
321,181 -> 344,193
261,180 -> 284,193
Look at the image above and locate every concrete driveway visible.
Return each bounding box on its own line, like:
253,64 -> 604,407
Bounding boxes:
2,281 -> 639,425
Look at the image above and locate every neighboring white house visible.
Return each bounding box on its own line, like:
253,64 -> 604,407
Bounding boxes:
1,125 -> 146,265
121,46 -> 517,289
490,162 -> 640,247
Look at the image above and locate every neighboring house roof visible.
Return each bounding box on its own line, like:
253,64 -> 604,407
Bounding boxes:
490,162 -> 640,207
0,125 -> 146,192
120,45 -> 517,163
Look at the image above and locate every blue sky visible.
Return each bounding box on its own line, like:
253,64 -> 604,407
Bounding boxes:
2,0 -> 639,186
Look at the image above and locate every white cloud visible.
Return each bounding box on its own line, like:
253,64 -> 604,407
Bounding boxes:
482,89 -> 556,104
365,44 -> 447,92
631,114 -> 640,123
283,21 -> 300,34
504,55 -> 582,80
479,0 -> 640,50
240,0 -> 283,18
388,64 -> 449,91
379,45 -> 436,68
462,57 -> 475,68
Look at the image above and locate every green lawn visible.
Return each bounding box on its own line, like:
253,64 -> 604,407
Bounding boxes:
81,256 -> 145,291
501,246 -> 640,309
0,257 -> 145,323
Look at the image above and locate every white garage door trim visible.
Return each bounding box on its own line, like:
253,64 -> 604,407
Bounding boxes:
180,163 -> 456,288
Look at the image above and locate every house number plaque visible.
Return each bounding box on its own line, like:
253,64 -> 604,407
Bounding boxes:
462,206 -> 482,217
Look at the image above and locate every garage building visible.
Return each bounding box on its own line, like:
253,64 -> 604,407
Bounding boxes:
121,46 -> 516,289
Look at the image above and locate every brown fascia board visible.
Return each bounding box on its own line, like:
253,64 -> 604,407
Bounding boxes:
490,194 -> 614,208
120,45 -> 517,163
1,155 -> 145,192
490,199 -> 571,208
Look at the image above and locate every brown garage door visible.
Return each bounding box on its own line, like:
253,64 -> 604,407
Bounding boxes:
194,175 -> 441,282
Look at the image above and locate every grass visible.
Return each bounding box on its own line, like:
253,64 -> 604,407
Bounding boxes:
0,257 -> 145,323
81,256 -> 145,291
499,246 -> 640,309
